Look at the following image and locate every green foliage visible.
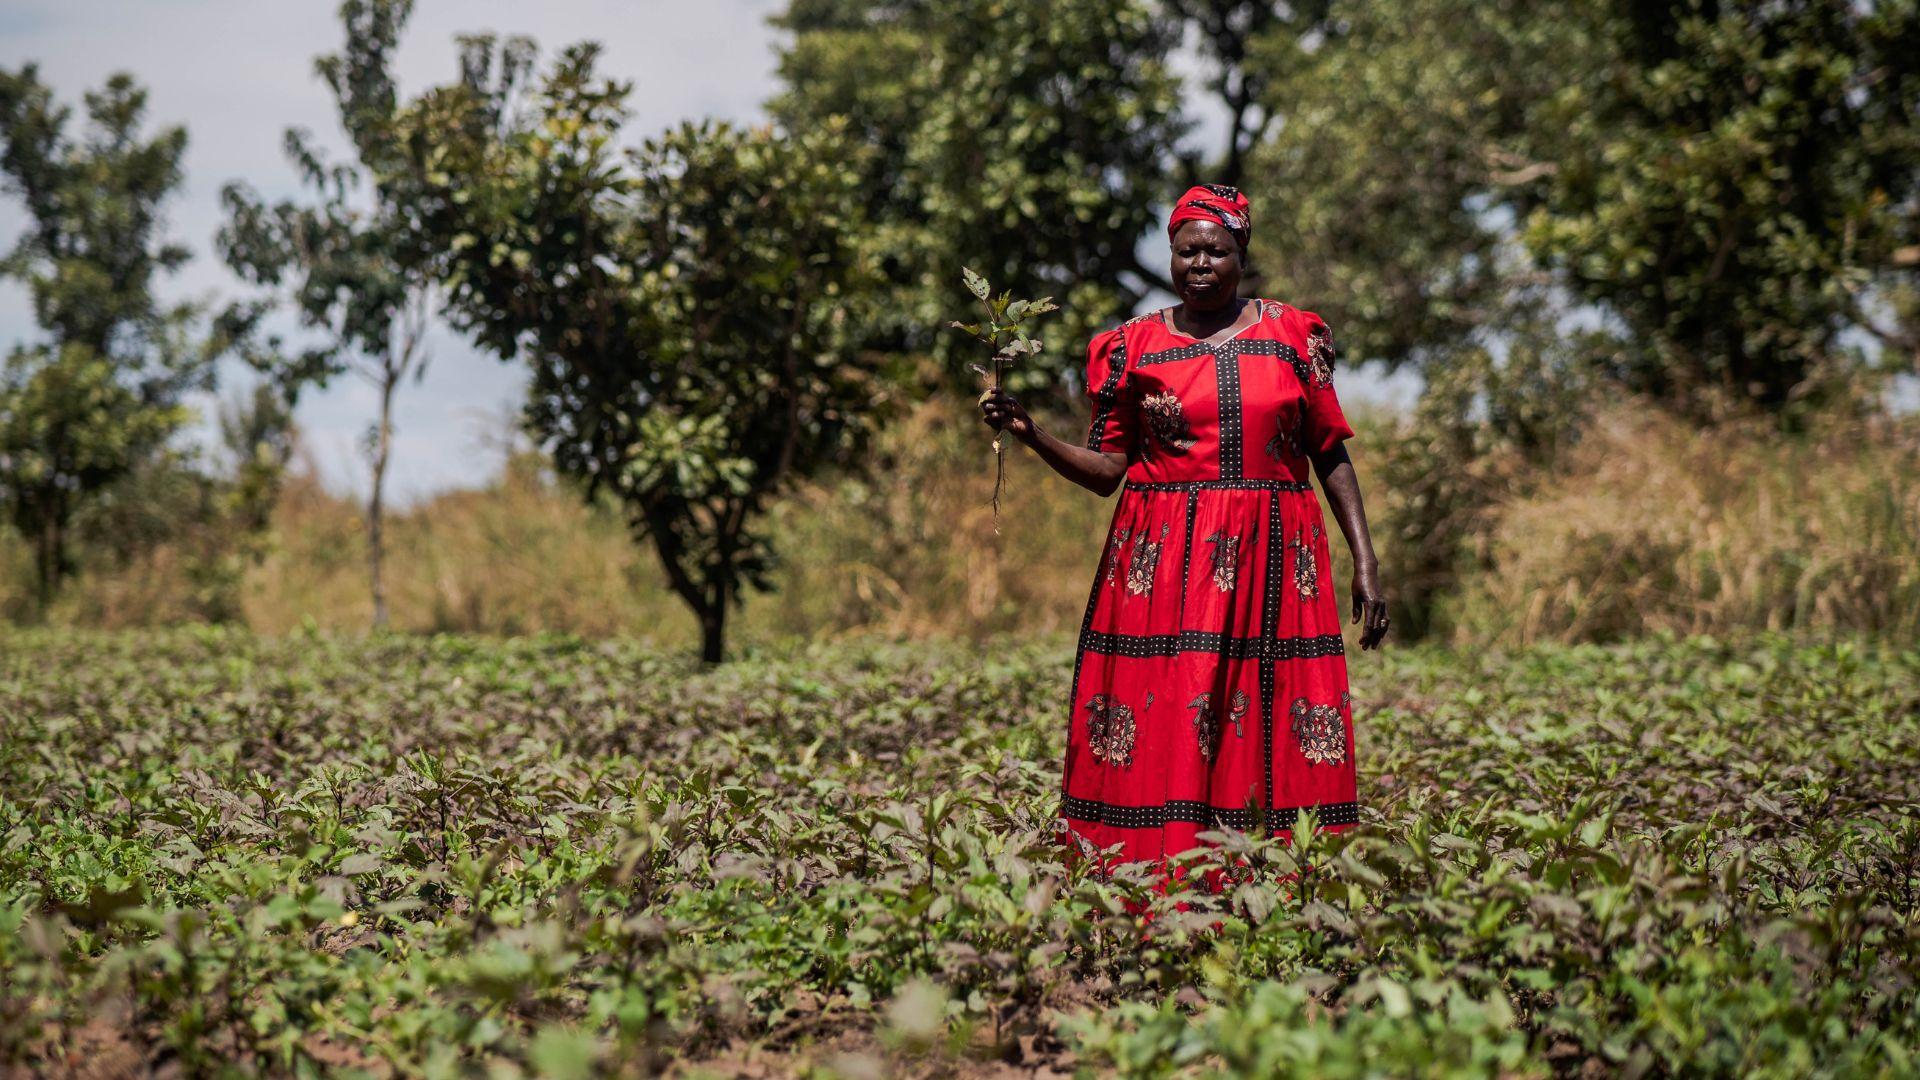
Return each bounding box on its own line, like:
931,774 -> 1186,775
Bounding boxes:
1161,0 -> 1334,193
1522,0 -> 1920,409
0,66 -> 225,605
215,382 -> 296,539
1248,0 -> 1920,414
386,35 -> 895,662
770,0 -> 1187,399
0,631 -> 1916,1075
1243,0 -> 1577,373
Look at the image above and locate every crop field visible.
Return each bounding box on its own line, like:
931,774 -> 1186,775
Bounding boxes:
2,630 -> 1918,1077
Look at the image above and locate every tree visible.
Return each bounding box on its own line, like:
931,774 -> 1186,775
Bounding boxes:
1522,0 -> 1920,409
217,380 -> 297,540
1243,0 -> 1920,412
0,66 -> 219,605
1162,0 -> 1335,195
1233,0 -> 1592,372
386,35 -> 894,661
217,0 -> 438,629
769,0 -> 1187,397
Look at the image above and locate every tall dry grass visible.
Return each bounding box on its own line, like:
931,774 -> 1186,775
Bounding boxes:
246,394 -> 1118,645
1445,406 -> 1920,644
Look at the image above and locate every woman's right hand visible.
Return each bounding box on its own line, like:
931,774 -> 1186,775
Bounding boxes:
979,386 -> 1036,444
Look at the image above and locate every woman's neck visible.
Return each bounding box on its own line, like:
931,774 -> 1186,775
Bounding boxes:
1170,296 -> 1247,339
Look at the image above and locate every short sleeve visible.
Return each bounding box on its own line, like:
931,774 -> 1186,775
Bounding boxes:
1084,327 -> 1137,456
1299,312 -> 1355,454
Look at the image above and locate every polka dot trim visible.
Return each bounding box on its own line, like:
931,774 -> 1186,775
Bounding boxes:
1234,339 -> 1313,385
1137,341 -> 1214,367
1259,495 -> 1285,810
1125,479 -> 1311,493
1085,339 -> 1131,451
1078,630 -> 1345,660
1060,796 -> 1360,831
1177,489 -> 1199,610
1217,349 -> 1243,479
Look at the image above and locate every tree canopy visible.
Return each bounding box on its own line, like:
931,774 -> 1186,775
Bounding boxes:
382,34 -> 895,660
1247,0 -> 1920,411
771,0 -> 1188,397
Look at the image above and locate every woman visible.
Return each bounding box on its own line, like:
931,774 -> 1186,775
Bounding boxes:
979,184 -> 1389,867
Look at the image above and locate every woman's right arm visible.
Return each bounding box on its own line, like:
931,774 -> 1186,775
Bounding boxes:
979,387 -> 1128,497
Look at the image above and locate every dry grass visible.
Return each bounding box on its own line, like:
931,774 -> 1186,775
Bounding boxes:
1447,405 -> 1920,644
5,395 -> 1915,650
242,454 -> 674,639
243,395 -> 1116,646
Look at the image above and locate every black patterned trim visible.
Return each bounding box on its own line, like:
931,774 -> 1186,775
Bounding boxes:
1137,342 -> 1214,367
1137,338 -> 1307,372
1234,339 -> 1313,384
1260,496 -> 1286,811
1217,345 -> 1244,479
1079,630 -> 1345,660
1177,488 -> 1198,611
1125,479 -> 1312,493
1060,795 -> 1360,831
1086,338 -> 1131,451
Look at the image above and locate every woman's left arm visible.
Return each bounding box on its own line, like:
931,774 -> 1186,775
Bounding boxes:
1309,444 -> 1389,650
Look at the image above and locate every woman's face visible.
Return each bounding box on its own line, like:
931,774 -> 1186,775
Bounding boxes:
1170,219 -> 1245,312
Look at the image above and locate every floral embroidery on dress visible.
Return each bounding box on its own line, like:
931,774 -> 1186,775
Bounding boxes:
1085,693 -> 1140,768
1140,390 -> 1198,459
1290,524 -> 1321,600
1306,323 -> 1335,388
1125,522 -> 1170,596
1103,526 -> 1132,587
1204,530 -> 1241,591
1264,415 -> 1303,461
1186,688 -> 1246,763
1290,695 -> 1347,766
1188,693 -> 1221,763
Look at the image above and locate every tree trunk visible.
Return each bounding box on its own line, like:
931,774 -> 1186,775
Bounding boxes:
34,508 -> 61,611
699,603 -> 726,665
368,369 -> 396,630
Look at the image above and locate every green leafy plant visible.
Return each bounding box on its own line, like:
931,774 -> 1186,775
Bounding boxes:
3,630 -> 1919,1075
950,267 -> 1057,534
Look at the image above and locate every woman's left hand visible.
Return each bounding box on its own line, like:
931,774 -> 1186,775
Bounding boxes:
1351,563 -> 1389,650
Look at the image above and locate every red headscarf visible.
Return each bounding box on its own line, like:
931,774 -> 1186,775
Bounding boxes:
1167,184 -> 1251,250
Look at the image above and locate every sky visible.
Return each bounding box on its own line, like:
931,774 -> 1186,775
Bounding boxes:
0,1 -> 1420,504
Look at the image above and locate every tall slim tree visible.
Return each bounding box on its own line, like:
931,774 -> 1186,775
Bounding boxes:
0,67 -> 218,605
217,0 -> 438,629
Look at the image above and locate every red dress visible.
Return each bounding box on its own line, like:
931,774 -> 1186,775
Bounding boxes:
1058,299 -> 1359,866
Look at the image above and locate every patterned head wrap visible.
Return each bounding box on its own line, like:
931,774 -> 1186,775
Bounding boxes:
1167,183 -> 1251,251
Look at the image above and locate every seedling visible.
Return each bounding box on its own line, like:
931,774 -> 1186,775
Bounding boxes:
951,267 -> 1058,534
